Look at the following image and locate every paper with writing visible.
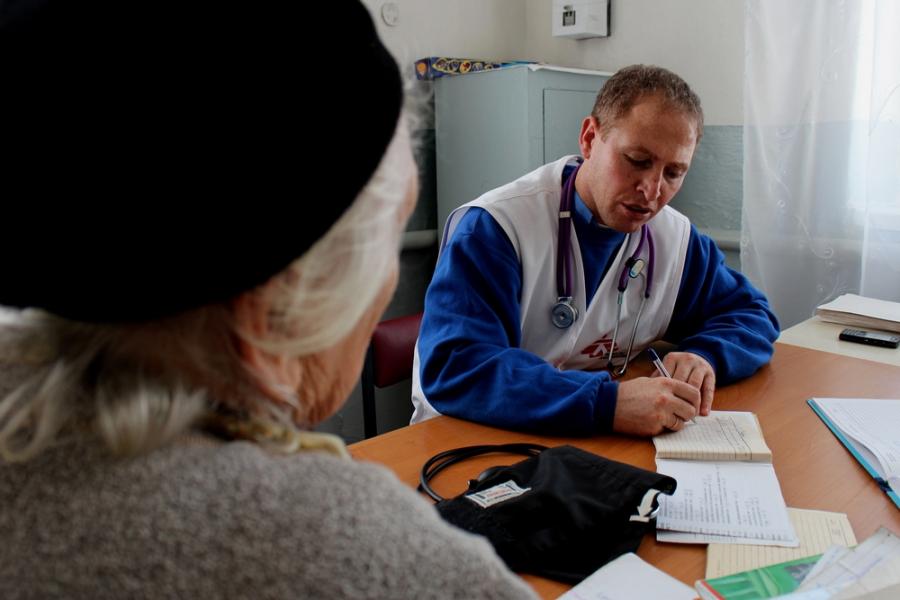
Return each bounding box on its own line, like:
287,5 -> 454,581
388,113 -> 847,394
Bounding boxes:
656,459 -> 797,544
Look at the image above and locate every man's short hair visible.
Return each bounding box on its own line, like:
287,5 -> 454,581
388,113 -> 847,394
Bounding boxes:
592,64 -> 704,141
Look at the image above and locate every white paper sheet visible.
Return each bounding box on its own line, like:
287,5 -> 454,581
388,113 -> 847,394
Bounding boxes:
558,553 -> 695,600
656,459 -> 798,544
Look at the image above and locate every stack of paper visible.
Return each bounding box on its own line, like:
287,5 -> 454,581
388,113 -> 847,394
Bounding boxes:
652,411 -> 798,546
815,294 -> 900,334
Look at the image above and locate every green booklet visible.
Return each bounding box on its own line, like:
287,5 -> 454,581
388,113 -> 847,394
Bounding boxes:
694,554 -> 821,600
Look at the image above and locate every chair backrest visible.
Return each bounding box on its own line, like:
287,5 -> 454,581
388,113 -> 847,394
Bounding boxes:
361,312 -> 423,438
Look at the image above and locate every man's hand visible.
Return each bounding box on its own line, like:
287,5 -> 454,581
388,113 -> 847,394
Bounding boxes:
613,376 -> 701,436
661,351 -> 715,416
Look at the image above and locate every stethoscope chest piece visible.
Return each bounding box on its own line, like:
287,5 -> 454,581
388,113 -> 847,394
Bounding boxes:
551,297 -> 578,329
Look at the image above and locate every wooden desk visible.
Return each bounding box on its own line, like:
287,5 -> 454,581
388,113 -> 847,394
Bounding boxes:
349,344 -> 900,598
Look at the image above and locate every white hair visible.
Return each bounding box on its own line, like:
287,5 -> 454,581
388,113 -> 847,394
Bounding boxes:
0,119 -> 415,462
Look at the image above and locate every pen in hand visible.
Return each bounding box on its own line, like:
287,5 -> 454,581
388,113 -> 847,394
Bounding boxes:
647,348 -> 696,424
647,347 -> 671,378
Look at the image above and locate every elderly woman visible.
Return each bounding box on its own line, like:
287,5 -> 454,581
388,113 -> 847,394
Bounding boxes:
0,1 -> 537,598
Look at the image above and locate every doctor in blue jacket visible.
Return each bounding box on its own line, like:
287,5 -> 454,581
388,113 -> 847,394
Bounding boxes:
412,64 -> 779,437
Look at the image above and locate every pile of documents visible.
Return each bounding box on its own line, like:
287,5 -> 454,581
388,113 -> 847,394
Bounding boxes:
815,294 -> 900,334
695,528 -> 900,599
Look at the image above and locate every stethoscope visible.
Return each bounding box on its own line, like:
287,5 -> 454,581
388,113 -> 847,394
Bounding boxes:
550,163 -> 656,377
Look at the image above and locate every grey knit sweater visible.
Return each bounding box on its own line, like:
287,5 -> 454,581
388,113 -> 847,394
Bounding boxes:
0,433 -> 538,599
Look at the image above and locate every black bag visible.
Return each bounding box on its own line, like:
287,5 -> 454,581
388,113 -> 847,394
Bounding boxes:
433,445 -> 676,584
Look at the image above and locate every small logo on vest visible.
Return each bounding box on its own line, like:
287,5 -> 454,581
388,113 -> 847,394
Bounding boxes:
580,336 -> 620,359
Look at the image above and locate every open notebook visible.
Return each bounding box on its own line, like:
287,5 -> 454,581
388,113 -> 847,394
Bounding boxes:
653,411 -> 797,545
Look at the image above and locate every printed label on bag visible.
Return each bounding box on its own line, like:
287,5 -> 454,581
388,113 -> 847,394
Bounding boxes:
465,480 -> 531,508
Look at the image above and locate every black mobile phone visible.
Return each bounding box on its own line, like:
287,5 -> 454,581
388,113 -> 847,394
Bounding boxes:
839,328 -> 900,349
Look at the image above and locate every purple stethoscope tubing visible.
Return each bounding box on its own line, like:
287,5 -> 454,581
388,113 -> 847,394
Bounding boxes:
554,163 -> 656,375
556,164 -> 578,300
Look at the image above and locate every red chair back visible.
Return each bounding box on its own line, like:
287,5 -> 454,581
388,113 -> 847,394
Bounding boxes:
361,312 -> 423,438
370,312 -> 424,387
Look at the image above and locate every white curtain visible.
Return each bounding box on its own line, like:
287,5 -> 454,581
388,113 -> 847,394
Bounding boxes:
742,0 -> 900,328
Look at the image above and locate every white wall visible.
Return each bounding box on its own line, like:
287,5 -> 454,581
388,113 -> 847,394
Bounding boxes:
361,0 -> 527,72
361,1 -> 744,126
522,0 -> 744,125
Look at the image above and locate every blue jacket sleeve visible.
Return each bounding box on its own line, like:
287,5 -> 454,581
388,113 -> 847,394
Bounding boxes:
417,208 -> 618,435
664,226 -> 780,384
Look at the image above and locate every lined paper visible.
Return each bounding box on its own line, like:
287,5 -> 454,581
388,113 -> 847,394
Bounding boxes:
653,411 -> 772,462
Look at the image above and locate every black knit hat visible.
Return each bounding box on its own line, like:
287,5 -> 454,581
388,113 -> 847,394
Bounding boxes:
0,0 -> 402,322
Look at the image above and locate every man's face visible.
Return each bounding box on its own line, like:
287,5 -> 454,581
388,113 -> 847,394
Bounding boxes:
576,94 -> 698,233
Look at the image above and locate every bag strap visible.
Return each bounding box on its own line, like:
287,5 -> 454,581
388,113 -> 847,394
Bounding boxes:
418,443 -> 548,502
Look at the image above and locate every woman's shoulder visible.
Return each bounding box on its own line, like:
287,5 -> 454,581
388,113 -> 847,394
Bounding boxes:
1,435 -> 536,599
178,439 -> 538,599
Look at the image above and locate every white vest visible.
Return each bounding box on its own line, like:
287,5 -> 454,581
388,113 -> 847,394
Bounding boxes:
411,156 -> 691,423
